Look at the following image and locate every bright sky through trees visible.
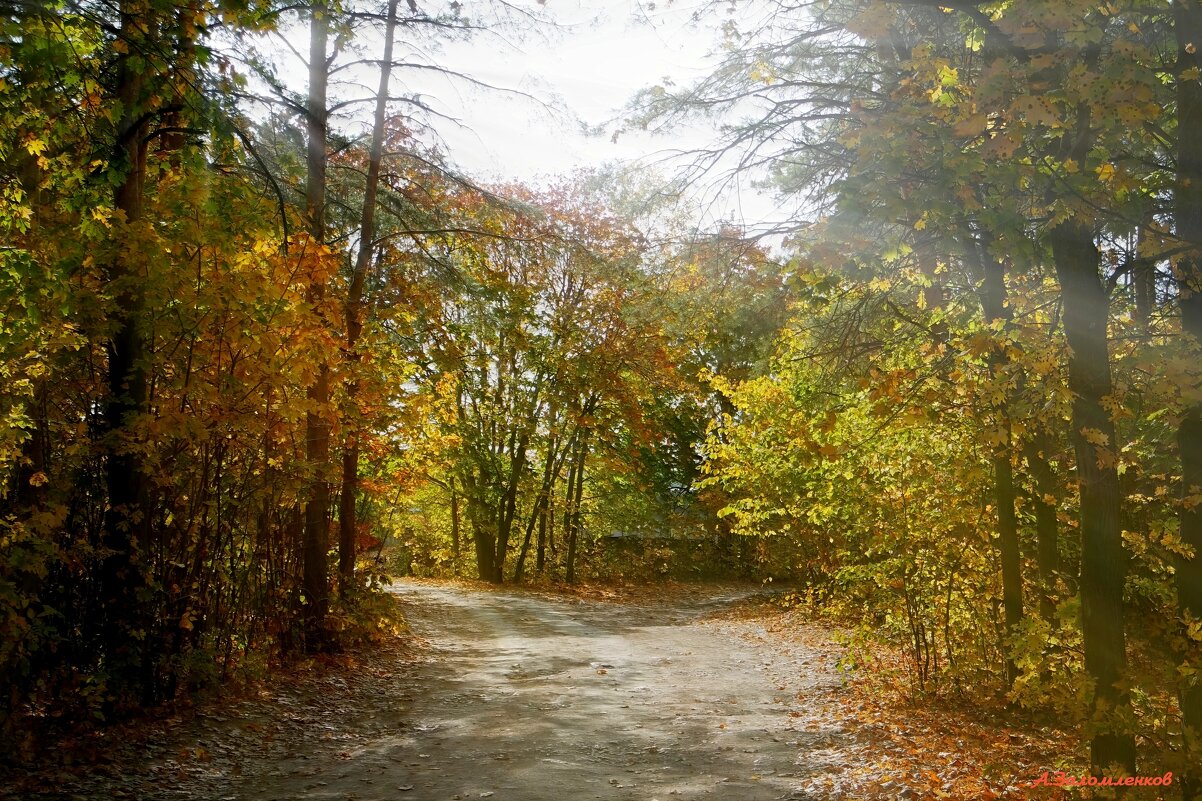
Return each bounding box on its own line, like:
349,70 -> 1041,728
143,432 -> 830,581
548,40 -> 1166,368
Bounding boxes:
378,0 -> 785,228
429,0 -> 712,177
427,0 -> 711,174
263,0 -> 785,229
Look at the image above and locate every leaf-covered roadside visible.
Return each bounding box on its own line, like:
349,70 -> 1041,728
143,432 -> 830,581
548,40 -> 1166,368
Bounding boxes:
1,601 -> 417,800
716,596 -> 1108,801
0,589 -> 410,796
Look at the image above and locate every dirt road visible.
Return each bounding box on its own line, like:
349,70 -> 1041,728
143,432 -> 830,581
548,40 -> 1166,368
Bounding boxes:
7,582 -> 851,800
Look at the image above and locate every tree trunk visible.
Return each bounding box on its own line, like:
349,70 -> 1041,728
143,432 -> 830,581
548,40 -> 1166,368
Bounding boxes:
459,465 -> 499,582
560,447 -> 577,579
450,485 -> 461,576
515,426 -> 566,582
339,0 -> 398,595
492,429 -> 531,583
564,431 -> 589,584
1133,221 -> 1156,330
100,0 -> 154,706
1048,218 -> 1134,775
1174,3 -> 1202,796
473,518 -> 497,582
967,235 -> 1024,687
513,506 -> 537,583
160,1 -> 198,165
993,439 -> 1022,686
1025,433 -> 1061,623
302,0 -> 331,650
535,502 -> 548,572
512,481 -> 547,583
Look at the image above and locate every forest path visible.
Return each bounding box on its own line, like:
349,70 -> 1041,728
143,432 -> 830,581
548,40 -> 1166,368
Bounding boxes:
362,582 -> 844,801
6,581 -> 851,801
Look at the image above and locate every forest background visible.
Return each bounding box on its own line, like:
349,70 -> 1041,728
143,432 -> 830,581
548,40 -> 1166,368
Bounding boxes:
3,0 -> 1202,796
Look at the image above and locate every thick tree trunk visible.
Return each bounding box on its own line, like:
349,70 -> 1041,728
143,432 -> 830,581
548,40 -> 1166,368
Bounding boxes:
459,464 -> 500,582
473,518 -> 497,582
100,1 -> 154,705
302,0 -> 331,649
160,2 -> 198,164
1174,4 -> 1202,796
1048,219 -> 1134,775
338,0 -> 399,594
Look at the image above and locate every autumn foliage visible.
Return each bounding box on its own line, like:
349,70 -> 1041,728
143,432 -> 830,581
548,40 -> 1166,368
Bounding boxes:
7,0 -> 1202,797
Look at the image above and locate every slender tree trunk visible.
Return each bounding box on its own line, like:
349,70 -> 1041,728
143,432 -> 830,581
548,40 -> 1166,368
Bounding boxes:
1048,218 -> 1134,775
1025,433 -> 1061,623
513,478 -> 548,583
560,448 -> 577,579
564,432 -> 589,584
514,425 -> 565,582
513,505 -> 537,583
302,0 -> 332,649
492,429 -> 531,583
536,499 -> 549,572
339,0 -> 399,594
450,484 -> 461,576
1174,4 -> 1202,796
1133,221 -> 1156,330
967,235 -> 1024,687
537,419 -> 573,574
993,434 -> 1022,685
